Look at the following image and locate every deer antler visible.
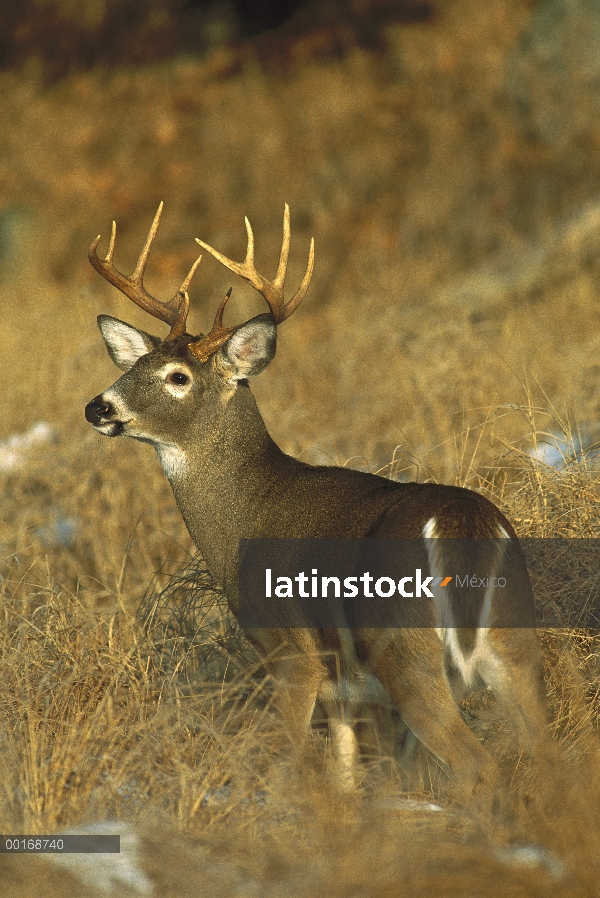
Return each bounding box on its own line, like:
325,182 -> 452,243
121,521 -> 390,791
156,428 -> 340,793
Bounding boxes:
89,203 -> 202,340
90,204 -> 314,362
194,204 -> 315,325
188,288 -> 240,363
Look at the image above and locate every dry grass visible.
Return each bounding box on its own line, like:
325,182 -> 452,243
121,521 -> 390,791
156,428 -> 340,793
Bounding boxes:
2,411 -> 600,895
2,0 -> 600,893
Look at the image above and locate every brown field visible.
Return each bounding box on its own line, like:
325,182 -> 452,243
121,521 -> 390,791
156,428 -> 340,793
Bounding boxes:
2,1 -> 600,894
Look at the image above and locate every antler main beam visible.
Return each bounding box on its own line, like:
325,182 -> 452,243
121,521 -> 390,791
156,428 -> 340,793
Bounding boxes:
195,204 -> 314,324
89,202 -> 202,339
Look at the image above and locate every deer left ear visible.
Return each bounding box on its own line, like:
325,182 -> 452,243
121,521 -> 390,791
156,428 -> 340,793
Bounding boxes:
98,315 -> 162,371
218,314 -> 277,382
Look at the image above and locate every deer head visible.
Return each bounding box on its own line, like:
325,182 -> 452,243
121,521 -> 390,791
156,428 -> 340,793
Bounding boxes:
85,204 -> 314,460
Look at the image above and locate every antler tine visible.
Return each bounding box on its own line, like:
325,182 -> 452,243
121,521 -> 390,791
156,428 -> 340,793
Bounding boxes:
213,286 -> 233,329
105,220 -> 117,263
188,288 -> 238,363
89,203 -> 193,331
195,204 -> 313,324
283,234 -> 314,320
165,252 -> 204,340
179,252 -> 203,295
132,201 -> 163,282
273,202 -> 290,293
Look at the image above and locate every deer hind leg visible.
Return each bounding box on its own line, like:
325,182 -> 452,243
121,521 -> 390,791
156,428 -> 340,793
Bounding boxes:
477,627 -> 549,752
373,629 -> 498,809
473,627 -> 577,824
424,513 -> 550,756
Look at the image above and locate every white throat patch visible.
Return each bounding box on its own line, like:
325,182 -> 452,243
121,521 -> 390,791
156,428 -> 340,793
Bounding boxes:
154,444 -> 187,481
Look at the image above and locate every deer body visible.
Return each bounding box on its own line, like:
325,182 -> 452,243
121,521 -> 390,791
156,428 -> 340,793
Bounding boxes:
85,206 -> 549,805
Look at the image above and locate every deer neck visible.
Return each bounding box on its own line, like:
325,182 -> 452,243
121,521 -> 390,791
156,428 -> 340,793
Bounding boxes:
155,382 -> 288,592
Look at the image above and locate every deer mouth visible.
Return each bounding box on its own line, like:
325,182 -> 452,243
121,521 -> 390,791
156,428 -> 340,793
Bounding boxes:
93,420 -> 125,437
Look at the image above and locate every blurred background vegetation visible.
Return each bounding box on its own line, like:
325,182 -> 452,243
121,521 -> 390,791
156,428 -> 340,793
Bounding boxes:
0,0 -> 432,78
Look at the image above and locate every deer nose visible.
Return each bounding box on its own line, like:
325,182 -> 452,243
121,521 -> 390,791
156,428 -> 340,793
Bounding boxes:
85,396 -> 113,425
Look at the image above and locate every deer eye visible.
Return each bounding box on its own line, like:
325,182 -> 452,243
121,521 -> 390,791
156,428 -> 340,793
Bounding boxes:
167,371 -> 189,386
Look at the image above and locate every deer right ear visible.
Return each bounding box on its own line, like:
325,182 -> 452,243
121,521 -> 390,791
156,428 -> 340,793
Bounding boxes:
218,314 -> 277,382
97,315 -> 161,372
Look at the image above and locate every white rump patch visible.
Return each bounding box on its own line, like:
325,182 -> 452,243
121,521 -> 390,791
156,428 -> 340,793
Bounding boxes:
422,517 -> 437,540
442,628 -> 504,689
423,515 -> 511,689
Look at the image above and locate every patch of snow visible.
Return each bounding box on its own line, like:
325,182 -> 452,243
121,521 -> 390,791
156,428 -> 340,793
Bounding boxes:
50,821 -> 153,896
0,421 -> 55,472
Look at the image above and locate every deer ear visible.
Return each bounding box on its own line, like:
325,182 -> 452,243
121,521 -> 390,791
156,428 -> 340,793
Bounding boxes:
219,314 -> 277,382
97,315 -> 161,372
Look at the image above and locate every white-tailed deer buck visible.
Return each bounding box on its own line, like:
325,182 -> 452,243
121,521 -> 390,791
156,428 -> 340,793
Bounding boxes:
85,204 -> 549,806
